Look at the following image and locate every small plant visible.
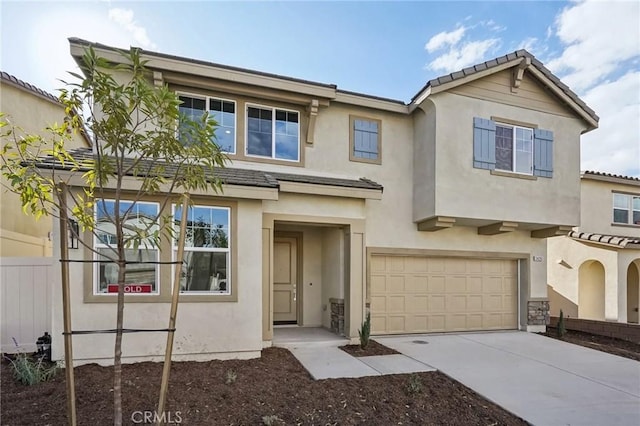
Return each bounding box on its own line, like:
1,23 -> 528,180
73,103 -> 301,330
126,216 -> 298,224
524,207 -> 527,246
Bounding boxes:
359,312 -> 371,349
6,352 -> 58,386
406,374 -> 423,396
262,414 -> 284,425
557,309 -> 567,338
225,368 -> 237,384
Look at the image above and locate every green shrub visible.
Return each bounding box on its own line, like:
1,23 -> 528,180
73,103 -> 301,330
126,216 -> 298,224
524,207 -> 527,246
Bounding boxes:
557,309 -> 567,338
359,312 -> 371,349
225,369 -> 237,384
406,374 -> 423,396
262,415 -> 284,425
7,352 -> 58,386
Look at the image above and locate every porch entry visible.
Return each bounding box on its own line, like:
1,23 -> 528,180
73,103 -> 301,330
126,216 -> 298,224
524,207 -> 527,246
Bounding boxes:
274,237 -> 298,324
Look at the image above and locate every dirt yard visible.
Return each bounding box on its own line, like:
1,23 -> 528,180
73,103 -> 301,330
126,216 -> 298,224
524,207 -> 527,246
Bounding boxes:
543,327 -> 640,361
1,346 -> 527,425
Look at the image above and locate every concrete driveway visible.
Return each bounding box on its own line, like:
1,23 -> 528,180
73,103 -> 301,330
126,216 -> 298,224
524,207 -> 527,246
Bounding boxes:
376,331 -> 640,426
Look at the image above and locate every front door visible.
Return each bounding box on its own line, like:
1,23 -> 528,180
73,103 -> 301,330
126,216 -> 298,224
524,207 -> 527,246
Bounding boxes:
274,237 -> 297,323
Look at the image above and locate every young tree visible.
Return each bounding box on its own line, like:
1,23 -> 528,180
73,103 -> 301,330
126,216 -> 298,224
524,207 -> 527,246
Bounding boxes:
0,47 -> 227,425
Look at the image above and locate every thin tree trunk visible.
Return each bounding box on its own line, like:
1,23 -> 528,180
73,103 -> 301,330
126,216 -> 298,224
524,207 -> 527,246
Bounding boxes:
113,253 -> 126,425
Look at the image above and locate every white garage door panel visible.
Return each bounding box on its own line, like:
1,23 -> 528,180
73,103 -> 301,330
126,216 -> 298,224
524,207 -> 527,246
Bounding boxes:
370,255 -> 518,334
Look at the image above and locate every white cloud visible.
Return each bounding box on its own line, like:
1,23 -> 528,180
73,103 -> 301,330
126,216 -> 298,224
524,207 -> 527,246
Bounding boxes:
108,8 -> 156,49
580,72 -> 640,177
545,0 -> 640,92
427,38 -> 500,73
425,27 -> 466,53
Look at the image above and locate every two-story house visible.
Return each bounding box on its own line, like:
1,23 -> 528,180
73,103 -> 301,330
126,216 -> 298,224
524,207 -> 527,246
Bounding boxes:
548,172 -> 640,323
45,38 -> 597,365
0,72 -> 90,256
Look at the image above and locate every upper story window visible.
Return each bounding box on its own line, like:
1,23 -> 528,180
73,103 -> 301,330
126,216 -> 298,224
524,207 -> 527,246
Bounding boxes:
473,117 -> 553,178
495,124 -> 533,174
613,193 -> 640,225
350,116 -> 381,164
178,94 -> 236,154
247,105 -> 299,161
94,200 -> 160,295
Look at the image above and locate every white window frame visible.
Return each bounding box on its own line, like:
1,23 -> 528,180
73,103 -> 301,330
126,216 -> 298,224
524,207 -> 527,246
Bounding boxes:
245,103 -> 300,162
177,92 -> 237,155
93,199 -> 160,295
613,193 -> 640,225
172,204 -> 232,295
495,123 -> 534,175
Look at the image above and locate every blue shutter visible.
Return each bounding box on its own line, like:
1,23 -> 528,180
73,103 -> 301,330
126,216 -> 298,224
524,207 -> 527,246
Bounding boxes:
533,128 -> 554,178
473,117 -> 496,170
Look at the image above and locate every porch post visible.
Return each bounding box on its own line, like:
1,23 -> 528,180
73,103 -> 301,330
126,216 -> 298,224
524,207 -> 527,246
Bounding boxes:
262,218 -> 274,341
345,223 -> 366,340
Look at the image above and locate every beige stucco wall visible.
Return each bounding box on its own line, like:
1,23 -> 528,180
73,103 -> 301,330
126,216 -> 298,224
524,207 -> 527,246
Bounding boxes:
580,178 -> 640,237
51,198 -> 264,365
0,81 -> 88,257
413,90 -> 584,227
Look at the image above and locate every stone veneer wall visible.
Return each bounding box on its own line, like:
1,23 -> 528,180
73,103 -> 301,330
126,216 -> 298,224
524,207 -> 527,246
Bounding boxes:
528,300 -> 550,326
330,298 -> 344,335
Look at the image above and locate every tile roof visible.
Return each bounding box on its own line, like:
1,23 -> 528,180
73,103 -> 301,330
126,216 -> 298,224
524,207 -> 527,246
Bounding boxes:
0,71 -> 60,104
582,170 -> 640,183
30,148 -> 383,191
569,231 -> 640,249
410,49 -> 599,124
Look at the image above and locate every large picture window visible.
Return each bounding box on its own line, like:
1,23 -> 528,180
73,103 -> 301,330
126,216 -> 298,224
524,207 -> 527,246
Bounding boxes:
94,200 -> 160,294
173,205 -> 231,294
246,105 -> 299,161
178,94 -> 236,154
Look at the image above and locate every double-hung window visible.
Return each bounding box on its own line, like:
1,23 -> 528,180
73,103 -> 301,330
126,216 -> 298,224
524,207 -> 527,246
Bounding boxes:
178,95 -> 236,154
94,200 -> 160,294
246,105 -> 299,161
173,204 -> 231,294
350,116 -> 381,164
613,193 -> 640,225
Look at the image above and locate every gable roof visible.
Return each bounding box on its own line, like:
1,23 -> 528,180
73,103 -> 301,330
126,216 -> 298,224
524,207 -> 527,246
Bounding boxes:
30,147 -> 383,192
1,71 -> 60,105
410,50 -> 599,130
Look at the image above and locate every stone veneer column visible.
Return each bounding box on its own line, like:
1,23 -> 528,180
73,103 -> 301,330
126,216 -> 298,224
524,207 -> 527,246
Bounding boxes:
527,300 -> 550,326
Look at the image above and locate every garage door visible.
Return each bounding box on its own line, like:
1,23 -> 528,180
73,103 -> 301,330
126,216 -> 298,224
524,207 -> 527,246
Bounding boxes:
370,255 -> 518,334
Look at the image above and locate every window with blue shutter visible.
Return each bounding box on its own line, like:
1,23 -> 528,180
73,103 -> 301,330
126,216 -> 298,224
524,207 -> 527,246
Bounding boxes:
533,128 -> 554,178
473,117 -> 496,170
473,117 -> 553,178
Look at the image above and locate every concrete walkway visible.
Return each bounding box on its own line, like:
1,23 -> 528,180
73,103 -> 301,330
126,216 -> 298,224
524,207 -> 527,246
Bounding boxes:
377,331 -> 640,426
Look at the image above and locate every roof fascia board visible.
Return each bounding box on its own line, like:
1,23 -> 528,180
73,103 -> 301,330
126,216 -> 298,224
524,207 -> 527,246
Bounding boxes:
526,66 -> 598,130
70,40 -> 336,101
333,91 -> 408,114
278,181 -> 383,199
429,60 -> 521,96
581,173 -> 640,187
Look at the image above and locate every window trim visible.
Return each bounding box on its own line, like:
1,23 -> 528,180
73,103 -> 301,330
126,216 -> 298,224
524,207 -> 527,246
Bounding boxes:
245,103 -> 301,162
612,191 -> 640,226
349,115 -> 382,165
177,91 -> 237,155
93,199 -> 161,296
494,122 -> 534,175
171,204 -> 232,295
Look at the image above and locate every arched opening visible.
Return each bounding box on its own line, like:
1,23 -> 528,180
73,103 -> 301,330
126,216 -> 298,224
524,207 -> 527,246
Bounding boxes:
578,260 -> 605,320
627,261 -> 639,323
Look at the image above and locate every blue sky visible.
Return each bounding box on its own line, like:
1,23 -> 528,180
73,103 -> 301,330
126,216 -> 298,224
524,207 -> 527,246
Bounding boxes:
1,0 -> 639,176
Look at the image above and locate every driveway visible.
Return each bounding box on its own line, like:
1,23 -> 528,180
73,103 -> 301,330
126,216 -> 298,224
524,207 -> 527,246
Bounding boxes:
376,331 -> 640,426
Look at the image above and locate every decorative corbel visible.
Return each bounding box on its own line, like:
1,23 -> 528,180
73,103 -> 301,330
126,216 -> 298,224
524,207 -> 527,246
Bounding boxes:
153,71 -> 164,88
306,99 -> 319,145
511,57 -> 531,93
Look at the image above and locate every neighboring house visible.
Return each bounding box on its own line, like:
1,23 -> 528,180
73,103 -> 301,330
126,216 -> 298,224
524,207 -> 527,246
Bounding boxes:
43,38 -> 597,365
0,72 -> 91,257
548,172 -> 640,323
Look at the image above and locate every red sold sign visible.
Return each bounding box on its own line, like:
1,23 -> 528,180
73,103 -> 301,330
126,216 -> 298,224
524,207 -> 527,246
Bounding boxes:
107,284 -> 153,293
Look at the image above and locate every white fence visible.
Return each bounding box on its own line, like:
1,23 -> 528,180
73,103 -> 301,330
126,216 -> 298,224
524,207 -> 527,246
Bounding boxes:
0,257 -> 53,353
